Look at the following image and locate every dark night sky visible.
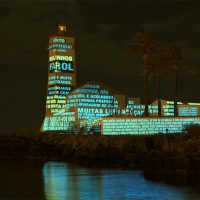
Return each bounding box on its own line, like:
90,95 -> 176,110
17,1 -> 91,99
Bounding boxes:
0,0 -> 200,131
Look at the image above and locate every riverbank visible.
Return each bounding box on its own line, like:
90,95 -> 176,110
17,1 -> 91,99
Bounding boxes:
0,130 -> 200,185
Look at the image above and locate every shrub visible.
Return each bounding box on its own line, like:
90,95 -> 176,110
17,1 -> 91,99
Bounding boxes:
183,123 -> 200,136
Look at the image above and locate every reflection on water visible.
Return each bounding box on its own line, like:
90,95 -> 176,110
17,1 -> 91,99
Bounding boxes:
43,162 -> 104,200
43,162 -> 200,200
0,161 -> 200,200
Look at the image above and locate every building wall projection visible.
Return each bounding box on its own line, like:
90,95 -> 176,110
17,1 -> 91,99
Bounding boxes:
41,81 -> 127,131
41,25 -> 200,133
65,82 -> 126,131
41,80 -> 200,132
41,24 -> 76,131
102,117 -> 200,135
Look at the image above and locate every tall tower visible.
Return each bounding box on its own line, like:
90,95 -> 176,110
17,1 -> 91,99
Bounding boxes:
41,24 -> 76,131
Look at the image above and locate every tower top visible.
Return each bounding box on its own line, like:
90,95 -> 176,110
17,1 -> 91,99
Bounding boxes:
58,23 -> 67,36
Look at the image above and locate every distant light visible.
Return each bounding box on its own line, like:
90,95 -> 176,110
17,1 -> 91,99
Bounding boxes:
188,102 -> 200,106
166,101 -> 183,105
59,25 -> 66,32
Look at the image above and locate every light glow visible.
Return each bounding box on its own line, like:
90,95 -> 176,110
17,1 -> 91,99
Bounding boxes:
102,117 -> 200,135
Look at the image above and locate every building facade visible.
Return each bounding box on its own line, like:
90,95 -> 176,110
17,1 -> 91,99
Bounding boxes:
41,25 -> 200,133
41,24 -> 76,131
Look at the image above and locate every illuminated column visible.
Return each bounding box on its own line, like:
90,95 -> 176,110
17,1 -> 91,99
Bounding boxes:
41,24 -> 76,131
45,24 -> 76,116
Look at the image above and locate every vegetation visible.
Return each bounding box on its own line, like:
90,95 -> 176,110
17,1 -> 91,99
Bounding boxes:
183,123 -> 200,136
1,130 -> 200,184
128,33 -> 193,116
163,45 -> 192,116
128,32 -> 160,116
146,49 -> 168,116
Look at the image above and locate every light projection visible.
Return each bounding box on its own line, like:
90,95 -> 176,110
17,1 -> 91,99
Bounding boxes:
126,100 -> 200,118
179,104 -> 200,116
65,82 -> 125,132
41,25 -> 200,133
41,24 -> 76,131
101,117 -> 200,135
43,112 -> 76,131
42,80 -> 200,132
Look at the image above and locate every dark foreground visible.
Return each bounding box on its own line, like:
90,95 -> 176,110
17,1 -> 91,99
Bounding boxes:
0,130 -> 200,186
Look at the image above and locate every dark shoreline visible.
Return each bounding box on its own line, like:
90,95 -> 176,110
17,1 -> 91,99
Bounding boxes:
0,131 -> 200,186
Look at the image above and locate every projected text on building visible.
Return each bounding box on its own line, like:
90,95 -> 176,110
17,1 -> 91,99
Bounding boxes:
41,24 -> 77,131
102,117 -> 200,135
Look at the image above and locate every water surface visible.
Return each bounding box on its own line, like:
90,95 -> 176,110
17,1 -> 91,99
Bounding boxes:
0,161 -> 200,200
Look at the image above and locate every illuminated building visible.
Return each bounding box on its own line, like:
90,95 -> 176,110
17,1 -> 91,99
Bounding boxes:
41,24 -> 76,131
102,117 -> 200,135
42,81 -> 128,132
41,24 -> 200,133
148,100 -> 200,117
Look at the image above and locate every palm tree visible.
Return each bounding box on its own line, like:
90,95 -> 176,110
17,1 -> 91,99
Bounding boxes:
164,45 -> 192,116
128,32 -> 160,116
147,51 -> 168,117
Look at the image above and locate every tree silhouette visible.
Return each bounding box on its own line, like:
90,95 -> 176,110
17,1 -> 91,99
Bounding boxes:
128,32 -> 160,116
147,50 -> 168,116
164,45 -> 192,116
